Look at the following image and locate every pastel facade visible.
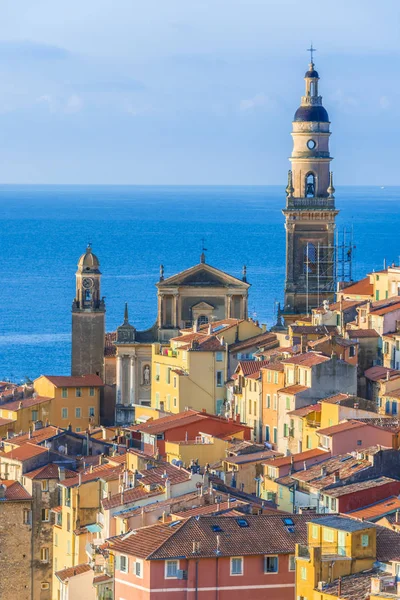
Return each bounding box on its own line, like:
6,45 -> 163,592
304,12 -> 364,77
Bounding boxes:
261,363 -> 285,446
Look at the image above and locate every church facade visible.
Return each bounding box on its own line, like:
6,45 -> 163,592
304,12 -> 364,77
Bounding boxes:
71,248 -> 250,425
283,54 -> 338,317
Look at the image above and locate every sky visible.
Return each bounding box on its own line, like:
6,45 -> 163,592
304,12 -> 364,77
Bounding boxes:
0,0 -> 399,184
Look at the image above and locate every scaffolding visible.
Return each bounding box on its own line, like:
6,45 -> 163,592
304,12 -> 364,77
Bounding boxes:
304,227 -> 355,314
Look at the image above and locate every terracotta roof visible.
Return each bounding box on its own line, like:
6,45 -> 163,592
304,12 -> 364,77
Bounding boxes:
262,448 -> 329,468
282,352 -> 331,367
327,299 -> 367,311
55,564 -> 92,582
93,574 -> 113,584
290,325 -> 338,335
347,328 -> 380,338
106,453 -> 127,465
173,499 -> 249,518
61,463 -> 124,488
324,476 -> 400,498
0,479 -> 32,501
320,568 -> 378,600
320,393 -> 353,405
348,496 -> 400,520
237,360 -> 270,376
0,443 -> 49,461
278,384 -> 309,395
317,419 -> 368,436
0,418 -> 14,427
24,463 -> 76,480
371,300 -> 400,316
261,362 -> 285,372
339,277 -> 373,297
287,404 -> 321,417
109,514 -> 326,560
172,332 -> 226,353
196,318 -> 244,333
39,375 -> 104,387
128,409 -> 248,436
364,366 -> 400,382
290,453 -> 371,489
229,332 -> 278,353
0,395 -> 52,412
6,425 -> 61,446
104,331 -> 117,357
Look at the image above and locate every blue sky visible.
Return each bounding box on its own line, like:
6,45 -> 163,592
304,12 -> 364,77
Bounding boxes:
0,0 -> 399,184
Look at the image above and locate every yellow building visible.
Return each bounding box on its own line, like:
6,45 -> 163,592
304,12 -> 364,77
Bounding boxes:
295,516 -> 378,600
53,463 -> 122,599
34,375 -> 102,432
0,395 -> 51,436
165,433 -> 229,468
151,333 -> 227,415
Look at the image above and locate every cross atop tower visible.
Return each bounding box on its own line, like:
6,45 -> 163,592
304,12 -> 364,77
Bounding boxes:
200,238 -> 207,264
307,43 -> 316,65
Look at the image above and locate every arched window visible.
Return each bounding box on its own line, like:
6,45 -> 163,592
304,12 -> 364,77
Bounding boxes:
303,243 -> 317,274
197,315 -> 209,326
305,173 -> 316,197
85,290 -> 91,302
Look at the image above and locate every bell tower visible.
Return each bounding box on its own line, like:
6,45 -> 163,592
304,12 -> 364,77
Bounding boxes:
71,244 -> 105,378
283,48 -> 338,316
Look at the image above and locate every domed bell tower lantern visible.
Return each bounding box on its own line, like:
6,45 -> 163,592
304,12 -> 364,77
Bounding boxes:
283,46 -> 338,317
71,244 -> 105,379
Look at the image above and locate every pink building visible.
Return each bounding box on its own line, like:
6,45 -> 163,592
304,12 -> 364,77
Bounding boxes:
316,420 -> 396,455
109,514 -> 320,600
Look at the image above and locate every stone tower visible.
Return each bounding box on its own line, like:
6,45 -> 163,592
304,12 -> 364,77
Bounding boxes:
71,244 -> 105,378
283,54 -> 338,316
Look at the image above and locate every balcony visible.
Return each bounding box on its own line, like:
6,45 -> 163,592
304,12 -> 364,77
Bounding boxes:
285,197 -> 336,210
157,347 -> 178,358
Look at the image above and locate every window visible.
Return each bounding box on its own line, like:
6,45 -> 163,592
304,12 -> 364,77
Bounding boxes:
216,351 -> 223,362
284,424 -> 289,437
41,583 -> 50,591
165,560 -> 179,578
273,394 -> 277,410
41,480 -> 49,492
40,547 -> 49,563
166,368 -> 171,384
267,371 -> 271,383
173,376 -> 177,388
134,559 -> 143,578
264,555 -> 278,573
249,400 -> 252,415
174,397 -> 177,407
23,509 -> 31,525
266,394 -> 271,408
300,566 -> 307,580
303,242 -> 317,274
41,509 -> 50,522
76,427 -> 81,432
54,533 -> 58,547
312,525 -> 318,539
330,498 -> 337,511
64,488 -> 71,507
305,172 -> 315,197
361,534 -> 369,547
120,555 -> 128,573
273,428 -> 278,444
62,408 -> 68,419
89,387 -> 95,397
393,402 -> 398,416
75,407 -> 81,418
265,426 -> 270,442
32,410 -> 38,421
274,372 -> 278,384
375,290 -> 380,301
89,407 -> 95,417
286,397 -> 290,410
197,315 -> 209,326
67,512 -> 71,531
155,392 -> 160,409
289,555 -> 296,571
216,371 -> 223,387
166,394 -> 171,411
67,540 -> 71,555
323,528 -> 334,542
75,387 -> 82,397
349,345 -> 356,358
230,557 -> 243,576
62,388 -> 68,398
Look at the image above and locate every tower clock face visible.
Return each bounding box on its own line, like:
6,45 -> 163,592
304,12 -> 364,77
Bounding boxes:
82,278 -> 93,289
307,139 -> 316,150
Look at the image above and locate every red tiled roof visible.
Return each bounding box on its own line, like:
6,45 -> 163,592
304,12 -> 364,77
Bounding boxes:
287,404 -> 321,417
229,332 -> 278,353
109,522 -> 184,558
317,419 -> 368,436
224,450 -> 282,465
263,448 -> 329,468
237,360 -> 270,376
325,477 -> 400,499
24,463 -> 76,480
173,499 -> 249,518
0,395 -> 52,412
61,463 -> 124,488
261,362 -> 285,372
0,479 -> 32,501
290,453 -> 371,489
347,328 -> 380,338
364,366 -> 400,382
172,332 -> 226,352
348,495 -> 400,520
93,574 -> 113,584
55,564 -> 92,582
320,393 -> 352,404
290,325 -> 338,335
339,277 -> 373,297
0,443 -> 49,461
39,375 -> 104,387
6,425 -> 61,446
0,418 -> 14,427
371,300 -> 400,316
282,352 -> 331,367
278,384 -> 308,395
129,409 -> 248,436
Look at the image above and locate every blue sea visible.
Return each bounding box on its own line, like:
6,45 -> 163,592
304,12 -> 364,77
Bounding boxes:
0,185 -> 399,381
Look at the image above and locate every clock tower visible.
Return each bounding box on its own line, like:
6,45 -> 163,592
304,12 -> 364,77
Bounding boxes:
71,244 -> 105,378
283,50 -> 338,316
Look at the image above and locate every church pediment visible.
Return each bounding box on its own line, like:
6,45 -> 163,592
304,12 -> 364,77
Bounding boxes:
157,263 -> 249,289
191,301 -> 215,311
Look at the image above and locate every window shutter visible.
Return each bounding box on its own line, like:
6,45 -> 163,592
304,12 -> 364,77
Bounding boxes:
115,555 -> 120,571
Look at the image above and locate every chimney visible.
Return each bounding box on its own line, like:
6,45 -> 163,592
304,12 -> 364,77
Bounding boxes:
165,478 -> 171,499
338,577 -> 342,596
78,473 -> 82,487
207,323 -> 212,335
227,494 -> 231,508
89,465 -> 93,473
121,489 -> 124,505
321,466 -> 327,477
28,429 -> 32,439
333,471 -> 340,483
193,320 -> 198,333
58,466 -> 65,481
386,371 -> 390,381
303,461 -> 307,471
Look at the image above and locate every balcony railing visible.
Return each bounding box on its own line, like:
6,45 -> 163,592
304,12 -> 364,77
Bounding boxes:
158,347 -> 178,358
286,197 -> 335,210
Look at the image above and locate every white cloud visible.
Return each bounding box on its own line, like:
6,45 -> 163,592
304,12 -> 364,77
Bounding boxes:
239,93 -> 270,112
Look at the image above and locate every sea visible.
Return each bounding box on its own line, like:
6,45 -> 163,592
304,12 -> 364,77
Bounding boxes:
0,185 -> 399,382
